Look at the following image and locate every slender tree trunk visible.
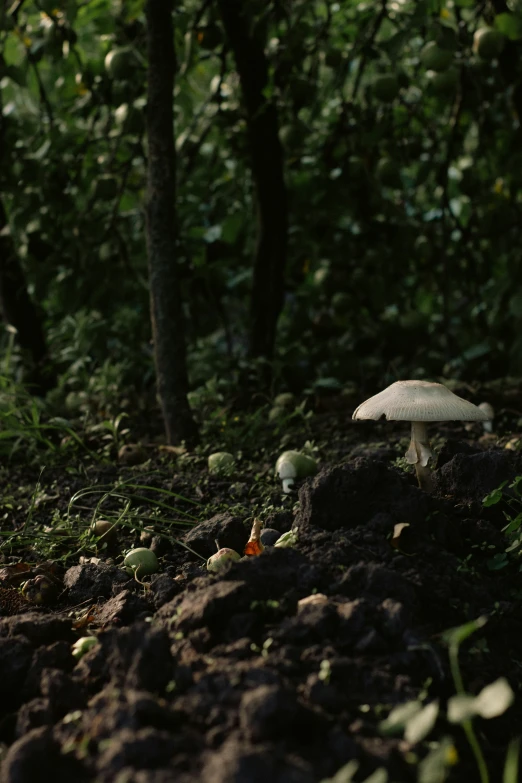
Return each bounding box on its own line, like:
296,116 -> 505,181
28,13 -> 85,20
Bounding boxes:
0,80 -> 55,394
216,0 -> 288,368
145,0 -> 199,446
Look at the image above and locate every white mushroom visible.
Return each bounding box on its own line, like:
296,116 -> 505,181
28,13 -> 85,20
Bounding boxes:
352,380 -> 490,493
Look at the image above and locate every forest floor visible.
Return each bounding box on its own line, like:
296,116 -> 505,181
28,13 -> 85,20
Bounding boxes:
1,381 -> 522,783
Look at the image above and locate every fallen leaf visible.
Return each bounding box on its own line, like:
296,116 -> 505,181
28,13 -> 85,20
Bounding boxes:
391,523 -> 417,556
244,518 -> 265,557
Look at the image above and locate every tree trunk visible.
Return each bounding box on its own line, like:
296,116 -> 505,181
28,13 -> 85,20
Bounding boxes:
216,0 -> 288,368
0,135 -> 55,393
145,0 -> 199,446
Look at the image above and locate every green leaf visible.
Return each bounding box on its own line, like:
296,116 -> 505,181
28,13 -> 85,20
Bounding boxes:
379,700 -> 423,735
404,700 -> 439,744
418,737 -> 458,783
441,616 -> 488,648
320,760 -> 359,783
502,513 -> 522,535
508,476 -> 522,494
503,737 -> 520,783
5,64 -> 26,86
487,552 -> 509,571
462,341 -> 491,361
221,213 -> 243,244
362,770 -> 388,783
448,678 -> 514,723
474,677 -> 514,718
447,693 -> 477,723
483,481 -> 507,506
203,225 -> 222,243
495,13 -> 522,40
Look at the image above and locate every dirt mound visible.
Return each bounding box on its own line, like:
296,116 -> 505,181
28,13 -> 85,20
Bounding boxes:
1,450 -> 522,782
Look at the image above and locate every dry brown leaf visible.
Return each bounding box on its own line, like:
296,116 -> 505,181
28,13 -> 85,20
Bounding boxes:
244,518 -> 265,557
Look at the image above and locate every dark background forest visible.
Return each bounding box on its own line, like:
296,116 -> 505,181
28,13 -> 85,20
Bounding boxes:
1,0 -> 522,439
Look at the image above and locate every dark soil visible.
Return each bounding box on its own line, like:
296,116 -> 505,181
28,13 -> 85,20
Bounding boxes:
1,397 -> 522,783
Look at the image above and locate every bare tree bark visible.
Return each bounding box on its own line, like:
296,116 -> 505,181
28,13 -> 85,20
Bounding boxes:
0,59 -> 55,395
216,0 -> 288,370
145,0 -> 199,446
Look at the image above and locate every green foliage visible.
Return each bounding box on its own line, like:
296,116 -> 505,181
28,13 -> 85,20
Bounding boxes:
3,0 -> 522,394
482,477 -> 522,569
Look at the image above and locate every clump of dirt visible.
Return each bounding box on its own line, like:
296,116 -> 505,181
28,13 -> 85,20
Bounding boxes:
1,423 -> 522,783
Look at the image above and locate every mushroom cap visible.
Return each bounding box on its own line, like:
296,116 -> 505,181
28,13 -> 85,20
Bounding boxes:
352,380 -> 490,423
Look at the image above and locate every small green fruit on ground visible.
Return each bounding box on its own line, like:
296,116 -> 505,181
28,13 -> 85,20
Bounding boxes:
208,452 -> 235,474
118,444 -> 147,465
473,28 -> 505,60
124,547 -> 159,577
372,74 -> 400,102
375,158 -> 402,188
420,42 -> 453,71
274,529 -> 299,548
72,636 -> 98,660
274,392 -> 295,408
207,548 -> 241,572
91,520 -> 118,546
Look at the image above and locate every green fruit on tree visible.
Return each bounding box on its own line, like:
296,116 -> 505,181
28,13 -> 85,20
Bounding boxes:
372,74 -> 400,102
279,121 -> 306,149
375,158 -> 402,188
473,28 -> 505,60
104,47 -> 138,80
429,66 -> 459,95
420,41 -> 453,71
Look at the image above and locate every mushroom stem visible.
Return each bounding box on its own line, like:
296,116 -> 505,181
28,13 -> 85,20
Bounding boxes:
405,421 -> 435,493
